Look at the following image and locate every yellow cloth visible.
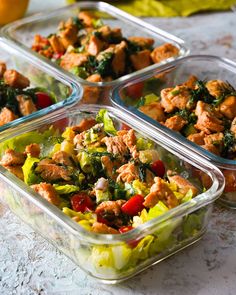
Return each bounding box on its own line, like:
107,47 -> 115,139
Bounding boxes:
68,0 -> 236,17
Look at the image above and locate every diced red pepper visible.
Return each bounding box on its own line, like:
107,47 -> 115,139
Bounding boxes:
151,160 -> 165,178
35,92 -> 53,109
71,192 -> 94,213
121,194 -> 145,216
126,81 -> 144,99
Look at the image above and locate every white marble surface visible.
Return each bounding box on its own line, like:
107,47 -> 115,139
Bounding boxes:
1,1 -> 236,295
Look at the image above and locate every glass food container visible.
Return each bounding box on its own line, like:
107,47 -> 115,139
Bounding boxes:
0,105 -> 224,283
0,38 -> 81,137
1,1 -> 189,105
112,55 -> 236,208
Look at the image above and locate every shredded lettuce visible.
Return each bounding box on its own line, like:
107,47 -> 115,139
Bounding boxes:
143,93 -> 160,105
182,209 -> 205,238
96,109 -> 117,135
132,180 -> 150,196
53,184 -> 80,194
22,156 -> 41,185
147,201 -> 169,221
136,137 -> 154,151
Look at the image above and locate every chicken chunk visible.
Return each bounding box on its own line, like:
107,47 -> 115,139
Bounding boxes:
87,35 -> 104,56
36,161 -> 71,181
16,95 -> 37,116
116,163 -> 139,183
48,35 -> 65,53
205,80 -> 230,97
139,102 -> 166,122
0,107 -> 18,126
60,52 -> 88,71
164,115 -> 187,131
31,182 -> 60,206
101,155 -> 118,180
160,85 -> 191,113
230,117 -> 236,136
24,143 -> 40,158
150,43 -> 179,64
194,101 -> 224,134
182,75 -> 198,89
143,177 -> 178,208
117,129 -> 138,158
219,96 -> 236,120
130,49 -> 152,70
91,222 -> 119,234
187,131 -> 205,145
167,172 -> 199,196
201,143 -> 221,156
52,151 -> 74,166
128,36 -> 154,48
72,118 -> 96,133
0,61 -> 6,77
0,149 -> 25,166
78,11 -> 97,27
4,69 -> 30,89
59,25 -> 78,48
223,170 -> 236,193
82,74 -> 102,104
204,132 -> 224,146
102,135 -> 129,156
111,41 -> 127,76
98,25 -> 122,42
4,165 -> 24,180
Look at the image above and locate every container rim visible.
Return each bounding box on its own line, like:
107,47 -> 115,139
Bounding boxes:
1,1 -> 189,88
111,54 -> 236,169
0,37 -> 83,136
0,105 -> 225,244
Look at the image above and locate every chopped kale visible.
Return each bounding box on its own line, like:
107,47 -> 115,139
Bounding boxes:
96,52 -> 114,77
125,39 -> 142,54
223,130 -> 235,152
190,80 -> 215,105
174,109 -> 197,125
73,17 -> 84,30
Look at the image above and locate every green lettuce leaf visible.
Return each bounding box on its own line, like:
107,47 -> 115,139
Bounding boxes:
53,184 -> 80,194
96,109 -> 117,135
22,156 -> 41,185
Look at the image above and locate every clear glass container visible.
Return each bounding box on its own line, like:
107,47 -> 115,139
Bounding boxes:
112,55 -> 236,208
0,104 -> 224,283
0,38 -> 81,137
1,1 -> 189,105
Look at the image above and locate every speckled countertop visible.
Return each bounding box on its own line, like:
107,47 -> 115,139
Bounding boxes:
1,1 -> 236,295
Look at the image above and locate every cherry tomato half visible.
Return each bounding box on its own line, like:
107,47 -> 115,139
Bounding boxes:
126,81 -> 144,99
35,92 -> 53,109
121,194 -> 145,216
151,160 -> 165,178
71,192 -> 94,213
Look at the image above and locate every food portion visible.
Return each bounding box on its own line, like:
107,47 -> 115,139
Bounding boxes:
31,10 -> 179,85
0,61 -> 55,127
125,77 -> 236,195
0,109 -> 209,276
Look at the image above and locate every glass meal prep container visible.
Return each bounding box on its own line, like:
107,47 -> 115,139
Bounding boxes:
0,104 -> 224,283
112,55 -> 236,209
0,38 -> 81,137
1,1 -> 188,105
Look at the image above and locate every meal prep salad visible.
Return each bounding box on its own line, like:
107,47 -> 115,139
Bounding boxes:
125,76 -> 236,194
0,62 -> 55,127
31,10 -> 179,103
0,109 -> 210,278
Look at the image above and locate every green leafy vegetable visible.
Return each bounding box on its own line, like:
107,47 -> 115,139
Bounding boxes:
53,184 -> 80,194
96,109 -> 117,135
22,156 -> 41,185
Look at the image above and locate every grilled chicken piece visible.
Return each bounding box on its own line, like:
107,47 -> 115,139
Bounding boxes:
111,41 -> 127,76
150,43 -> 179,64
167,172 -> 199,196
4,69 -> 30,89
139,102 -> 166,122
36,161 -> 71,181
187,132 -> 205,145
0,107 -> 18,126
72,118 -> 97,133
52,151 -> 74,166
24,143 -> 40,158
205,80 -> 230,97
4,165 -> 24,180
91,222 -> 119,234
116,163 -> 139,183
130,49 -> 152,70
182,75 -> 198,89
48,35 -> 65,53
164,115 -> 187,131
128,36 -> 154,48
31,182 -> 60,206
144,177 -> 178,209
16,95 -> 37,116
194,101 -> 224,134
223,170 -> 236,194
201,143 -> 221,155
98,25 -> 122,42
87,35 -> 104,56
102,135 -> 129,156
231,117 -> 236,136
219,96 -> 236,120
60,52 -> 88,71
59,25 -> 78,48
0,149 -> 25,166
82,74 -> 102,104
101,155 -> 118,180
117,129 -> 138,158
78,11 -> 97,27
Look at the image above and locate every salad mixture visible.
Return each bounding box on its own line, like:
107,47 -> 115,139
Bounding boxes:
0,109 -> 202,235
32,10 -> 179,84
126,76 -> 236,193
0,62 -> 55,127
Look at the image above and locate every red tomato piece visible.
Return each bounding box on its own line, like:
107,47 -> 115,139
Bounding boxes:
119,226 -> 134,233
35,92 -> 53,109
151,160 -> 165,178
121,194 -> 145,216
71,192 -> 94,213
52,52 -> 64,60
126,81 -> 144,99
121,123 -> 131,130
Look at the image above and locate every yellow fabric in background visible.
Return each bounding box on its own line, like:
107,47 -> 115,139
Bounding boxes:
68,0 -> 236,17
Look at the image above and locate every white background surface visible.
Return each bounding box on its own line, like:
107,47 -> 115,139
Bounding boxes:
1,1 -> 236,294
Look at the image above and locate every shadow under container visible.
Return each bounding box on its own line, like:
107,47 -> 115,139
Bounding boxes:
0,105 -> 224,283
111,55 -> 236,208
1,1 -> 189,105
0,38 -> 82,137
